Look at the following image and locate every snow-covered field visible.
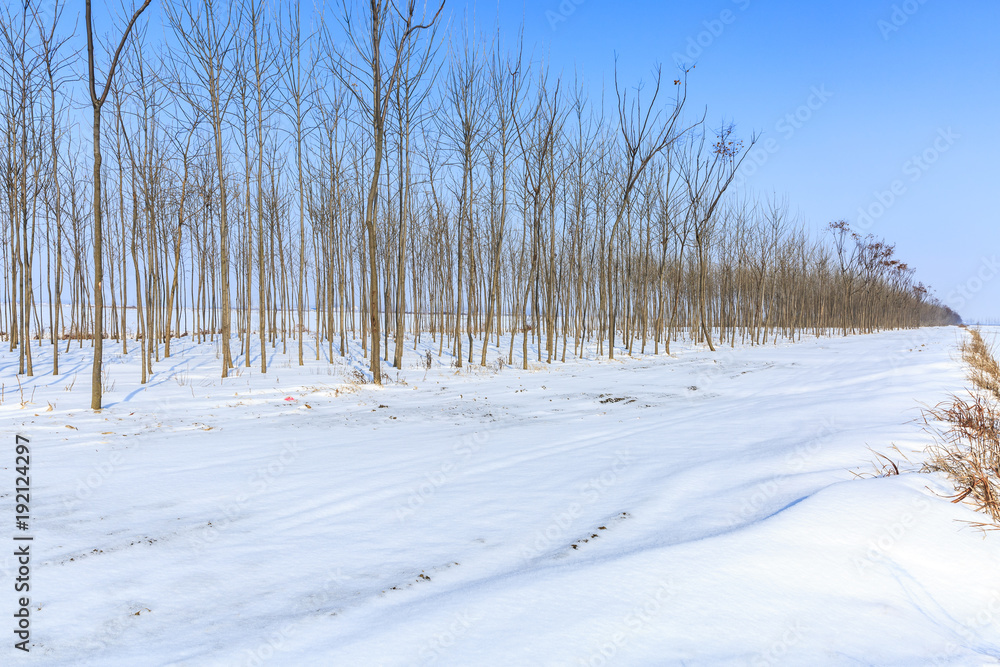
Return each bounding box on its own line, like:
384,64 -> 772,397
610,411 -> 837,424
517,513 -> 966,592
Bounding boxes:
4,326 -> 1000,665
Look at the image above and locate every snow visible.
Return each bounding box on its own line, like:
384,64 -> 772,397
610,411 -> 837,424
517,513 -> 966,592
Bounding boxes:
5,325 -> 1000,665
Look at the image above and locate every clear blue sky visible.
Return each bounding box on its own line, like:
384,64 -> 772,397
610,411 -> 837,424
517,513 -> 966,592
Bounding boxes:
467,0 -> 999,322
90,0 -> 999,322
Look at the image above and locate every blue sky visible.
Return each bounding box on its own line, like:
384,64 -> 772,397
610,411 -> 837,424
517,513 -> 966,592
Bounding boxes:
468,0 -> 999,322
89,0 -> 999,321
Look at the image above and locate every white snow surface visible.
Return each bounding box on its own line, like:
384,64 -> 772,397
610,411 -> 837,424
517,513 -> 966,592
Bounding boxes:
4,326 -> 1000,666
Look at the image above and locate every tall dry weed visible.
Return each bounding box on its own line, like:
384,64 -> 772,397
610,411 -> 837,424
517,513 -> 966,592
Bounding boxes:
923,328 -> 1000,525
960,328 -> 1000,400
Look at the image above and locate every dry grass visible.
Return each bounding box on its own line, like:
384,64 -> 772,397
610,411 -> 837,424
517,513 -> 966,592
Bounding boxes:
922,328 -> 1000,525
346,368 -> 391,386
922,392 -> 1000,523
851,444 -> 910,480
960,328 -> 1000,400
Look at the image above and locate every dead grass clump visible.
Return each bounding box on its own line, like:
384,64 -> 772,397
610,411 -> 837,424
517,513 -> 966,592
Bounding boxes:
852,445 -> 908,479
922,391 -> 1000,523
346,368 -> 391,385
961,328 -> 1000,400
919,328 -> 1000,525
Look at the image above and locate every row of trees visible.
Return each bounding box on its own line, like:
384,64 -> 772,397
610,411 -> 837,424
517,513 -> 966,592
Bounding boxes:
1,0 -> 960,408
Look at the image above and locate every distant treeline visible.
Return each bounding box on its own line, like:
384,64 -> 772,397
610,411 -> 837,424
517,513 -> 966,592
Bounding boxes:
1,0 -> 959,405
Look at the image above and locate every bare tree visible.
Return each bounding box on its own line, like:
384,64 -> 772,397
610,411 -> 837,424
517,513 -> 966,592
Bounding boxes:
333,0 -> 443,384
166,0 -> 238,377
679,122 -> 756,351
606,64 -> 692,359
85,0 -> 153,409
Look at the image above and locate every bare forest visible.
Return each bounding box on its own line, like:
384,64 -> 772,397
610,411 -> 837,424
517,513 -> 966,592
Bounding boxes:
0,0 -> 961,409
